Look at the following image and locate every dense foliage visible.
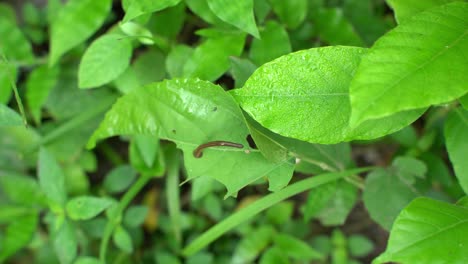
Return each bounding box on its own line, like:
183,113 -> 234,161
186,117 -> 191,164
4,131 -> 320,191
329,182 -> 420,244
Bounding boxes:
0,0 -> 467,263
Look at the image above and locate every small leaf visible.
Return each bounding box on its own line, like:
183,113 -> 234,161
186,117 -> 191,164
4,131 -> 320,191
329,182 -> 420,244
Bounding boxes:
0,60 -> 16,103
303,182 -> 337,221
26,65 -> 59,123
375,197 -> 468,264
74,257 -> 101,264
38,147 -> 67,207
266,202 -> 293,226
79,34 -> 133,89
445,108 -> 468,194
66,196 -> 114,220
349,2 -> 468,126
119,21 -> 154,45
0,104 -> 22,126
386,0 -> 458,24
53,219 -> 78,264
103,165 -> 137,193
123,0 -> 181,23
123,205 -> 149,227
315,181 -> 358,226
132,49 -> 166,85
166,45 -> 194,78
274,233 -> 323,261
49,0 -> 112,65
230,57 -> 257,88
231,226 -> 276,263
0,213 -> 38,262
0,16 -> 34,63
249,21 -> 291,66
348,235 -> 374,257
207,0 -> 259,38
259,247 -> 290,264
268,0 -> 308,29
148,2 -> 186,38
0,173 -> 46,206
113,226 -> 133,253
233,46 -> 424,144
185,0 -> 226,25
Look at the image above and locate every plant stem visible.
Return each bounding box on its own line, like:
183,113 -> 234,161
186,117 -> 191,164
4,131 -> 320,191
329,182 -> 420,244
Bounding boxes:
99,174 -> 152,263
165,145 -> 182,246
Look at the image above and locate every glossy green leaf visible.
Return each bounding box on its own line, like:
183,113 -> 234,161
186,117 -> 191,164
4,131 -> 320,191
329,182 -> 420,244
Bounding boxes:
0,213 -> 38,262
113,226 -> 133,253
375,197 -> 468,264
87,79 -> 293,196
26,65 -> 59,123
386,0 -> 458,24
103,165 -> 137,193
49,0 -> 112,65
233,46 -> 424,144
313,7 -> 364,46
183,32 -> 245,81
78,34 -> 132,89
349,2 -> 468,126
38,147 -> 67,207
0,16 -> 34,64
53,219 -> 78,264
249,21 -> 291,66
268,0 -> 308,29
66,196 -> 114,220
0,173 -> 46,206
230,57 -> 257,88
207,0 -> 259,38
0,104 -> 22,126
259,247 -> 290,264
231,226 -> 275,263
363,157 -> 427,230
275,233 -> 323,261
123,0 -> 181,23
445,108 -> 468,194
348,235 -> 374,257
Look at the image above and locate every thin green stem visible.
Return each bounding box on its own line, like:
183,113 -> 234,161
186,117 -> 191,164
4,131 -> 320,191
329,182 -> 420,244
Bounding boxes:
99,174 -> 153,263
1,54 -> 27,127
165,145 -> 182,246
182,167 -> 374,256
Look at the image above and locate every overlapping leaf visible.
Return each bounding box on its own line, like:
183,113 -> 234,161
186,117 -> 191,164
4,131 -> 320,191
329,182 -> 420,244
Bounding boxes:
349,2 -> 468,126
123,0 -> 181,23
207,0 -> 259,38
26,65 -> 59,123
233,46 -> 424,144
87,79 -> 294,196
445,108 -> 468,194
386,0 -> 458,24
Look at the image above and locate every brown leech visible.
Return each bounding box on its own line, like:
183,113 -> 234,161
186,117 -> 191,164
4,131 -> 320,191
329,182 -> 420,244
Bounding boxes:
193,141 -> 244,158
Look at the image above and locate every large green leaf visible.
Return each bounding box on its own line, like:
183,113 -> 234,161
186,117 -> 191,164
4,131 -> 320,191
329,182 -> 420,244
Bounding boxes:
445,108 -> 468,194
49,0 -> 112,65
123,0 -> 181,23
0,16 -> 34,64
349,2 -> 468,126
87,79 -> 294,196
386,0 -> 458,24
207,0 -> 259,38
374,197 -> 468,264
0,104 -> 22,126
26,65 -> 59,123
233,46 -> 424,144
78,35 -> 133,89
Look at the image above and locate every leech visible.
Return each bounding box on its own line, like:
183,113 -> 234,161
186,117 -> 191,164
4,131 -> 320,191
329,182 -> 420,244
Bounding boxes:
193,141 -> 244,158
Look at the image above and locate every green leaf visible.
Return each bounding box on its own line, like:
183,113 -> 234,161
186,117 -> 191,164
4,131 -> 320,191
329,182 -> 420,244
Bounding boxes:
445,108 -> 468,194
249,21 -> 291,66
113,226 -> 133,253
207,0 -> 259,38
53,219 -> 78,264
259,247 -> 290,264
183,32 -> 246,81
49,0 -> 112,65
231,226 -> 276,263
123,205 -> 148,227
348,235 -> 374,257
386,0 -> 458,24
26,65 -> 59,123
303,182 -> 337,221
274,233 -> 323,261
166,45 -> 194,78
0,104 -> 22,126
88,78 -> 292,196
230,57 -> 257,88
268,0 -> 308,29
0,172 -> 46,206
0,60 -> 16,104
0,213 -> 38,262
103,165 -> 137,193
459,94 -> 468,110
349,2 -> 468,126
66,196 -> 114,220
119,21 -> 154,45
233,46 -> 424,144
266,202 -> 294,226
0,3 -> 16,23
185,0 -> 226,25
132,49 -> 166,85
74,257 -> 101,264
375,197 -> 468,264
123,0 -> 181,23
129,136 -> 165,177
38,147 -> 67,207
315,181 -> 358,226
148,2 -> 186,38
0,16 -> 34,64
312,7 -> 364,46
78,34 -> 132,89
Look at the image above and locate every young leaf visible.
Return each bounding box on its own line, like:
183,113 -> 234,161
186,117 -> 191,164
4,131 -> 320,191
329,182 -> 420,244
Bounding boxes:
386,0 -> 458,24
113,226 -> 133,253
274,233 -> 324,261
207,0 -> 259,38
53,219 -> 78,264
375,197 -> 468,264
348,235 -> 374,257
249,21 -> 291,66
231,226 -> 275,263
123,0 -> 181,23
123,205 -> 149,228
0,16 -> 34,63
268,0 -> 308,29
259,247 -> 290,264
78,34 -> 132,89
233,46 -> 424,144
349,2 -> 468,126
26,65 -> 59,123
38,147 -> 67,207
87,78 -> 293,196
49,0 -> 112,65
0,104 -> 22,126
0,213 -> 38,262
314,181 -> 358,226
103,165 -> 137,194
445,108 -> 468,194
66,196 -> 114,220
